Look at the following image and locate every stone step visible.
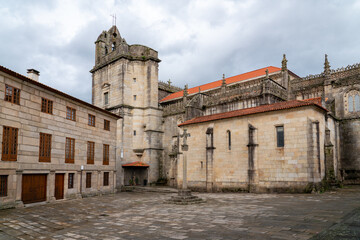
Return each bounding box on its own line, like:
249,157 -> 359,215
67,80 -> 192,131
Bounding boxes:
121,186 -> 178,193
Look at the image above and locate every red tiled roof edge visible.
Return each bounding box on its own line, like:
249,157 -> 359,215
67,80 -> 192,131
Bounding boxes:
0,65 -> 121,119
159,66 -> 282,103
122,161 -> 149,167
178,99 -> 327,127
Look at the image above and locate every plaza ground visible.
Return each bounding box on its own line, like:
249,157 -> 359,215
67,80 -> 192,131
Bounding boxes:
0,186 -> 360,239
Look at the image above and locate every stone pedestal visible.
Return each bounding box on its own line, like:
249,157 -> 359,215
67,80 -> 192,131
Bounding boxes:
165,189 -> 204,205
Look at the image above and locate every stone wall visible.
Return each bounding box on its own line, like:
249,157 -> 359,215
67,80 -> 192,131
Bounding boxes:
179,106 -> 327,192
0,70 -> 118,208
91,26 -> 164,187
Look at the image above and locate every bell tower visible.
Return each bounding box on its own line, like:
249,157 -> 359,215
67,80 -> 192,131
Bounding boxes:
90,25 -> 163,189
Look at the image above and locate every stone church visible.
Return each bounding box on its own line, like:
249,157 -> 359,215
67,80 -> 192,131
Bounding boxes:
91,26 -> 359,192
0,25 -> 359,207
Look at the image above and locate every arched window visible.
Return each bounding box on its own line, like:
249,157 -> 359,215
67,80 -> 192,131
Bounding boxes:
105,47 -> 108,55
349,96 -> 354,112
345,90 -> 360,113
112,42 -> 116,51
355,94 -> 360,112
227,130 -> 231,150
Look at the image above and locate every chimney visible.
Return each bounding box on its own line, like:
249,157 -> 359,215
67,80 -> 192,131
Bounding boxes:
27,69 -> 40,82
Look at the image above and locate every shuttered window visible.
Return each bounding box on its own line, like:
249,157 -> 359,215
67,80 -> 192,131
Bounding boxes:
0,175 -> 7,197
2,126 -> 18,161
103,144 -> 109,165
86,173 -> 91,188
41,98 -> 53,114
65,137 -> 75,163
88,114 -> 95,127
104,120 -> 110,131
66,107 -> 76,121
68,173 -> 74,189
87,141 -> 95,164
103,172 -> 109,186
39,133 -> 52,162
5,85 -> 20,104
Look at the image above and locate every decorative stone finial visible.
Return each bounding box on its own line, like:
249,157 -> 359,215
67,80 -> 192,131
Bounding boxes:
167,79 -> 172,86
324,54 -> 331,76
265,68 -> 269,79
222,74 -> 226,87
198,87 -> 201,93
183,84 -> 188,97
282,54 -> 288,71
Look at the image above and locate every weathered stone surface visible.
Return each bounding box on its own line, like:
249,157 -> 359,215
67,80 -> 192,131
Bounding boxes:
1,186 -> 360,239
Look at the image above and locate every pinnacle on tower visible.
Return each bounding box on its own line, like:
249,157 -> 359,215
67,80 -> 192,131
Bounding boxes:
265,68 -> 269,79
281,54 -> 288,71
183,84 -> 188,97
324,54 -> 331,76
222,74 -> 226,87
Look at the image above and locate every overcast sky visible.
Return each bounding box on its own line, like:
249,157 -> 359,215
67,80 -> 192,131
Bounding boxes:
1,0 -> 360,103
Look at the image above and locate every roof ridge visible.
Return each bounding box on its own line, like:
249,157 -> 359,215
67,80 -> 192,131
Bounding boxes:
179,99 -> 327,127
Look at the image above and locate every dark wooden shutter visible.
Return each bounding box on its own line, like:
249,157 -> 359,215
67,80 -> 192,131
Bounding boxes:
0,175 -> 7,197
103,172 -> 109,186
39,133 -> 51,162
65,138 -> 75,163
87,141 -> 94,164
2,126 -> 18,161
103,144 -> 109,165
86,173 -> 91,188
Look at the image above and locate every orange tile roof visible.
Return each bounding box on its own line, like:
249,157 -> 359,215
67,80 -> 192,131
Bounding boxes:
122,161 -> 149,167
178,98 -> 326,127
160,66 -> 281,102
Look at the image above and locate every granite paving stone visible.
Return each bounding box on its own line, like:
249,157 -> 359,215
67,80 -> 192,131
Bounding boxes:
0,186 -> 360,239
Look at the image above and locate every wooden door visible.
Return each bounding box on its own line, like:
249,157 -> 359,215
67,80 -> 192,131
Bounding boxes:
22,174 -> 47,204
55,174 -> 64,200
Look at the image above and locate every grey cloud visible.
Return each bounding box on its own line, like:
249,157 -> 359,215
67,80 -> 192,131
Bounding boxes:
1,0 -> 360,101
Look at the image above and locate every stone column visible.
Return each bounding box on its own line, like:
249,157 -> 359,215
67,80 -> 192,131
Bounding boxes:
182,144 -> 188,190
97,170 -> 102,195
49,170 -> 56,202
76,170 -> 82,198
15,170 -> 23,207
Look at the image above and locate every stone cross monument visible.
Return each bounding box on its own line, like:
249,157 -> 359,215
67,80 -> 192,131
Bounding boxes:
165,129 -> 204,204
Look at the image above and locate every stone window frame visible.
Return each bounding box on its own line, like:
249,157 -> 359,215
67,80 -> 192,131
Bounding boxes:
102,83 -> 110,107
104,92 -> 109,105
344,89 -> 360,114
275,125 -> 284,148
